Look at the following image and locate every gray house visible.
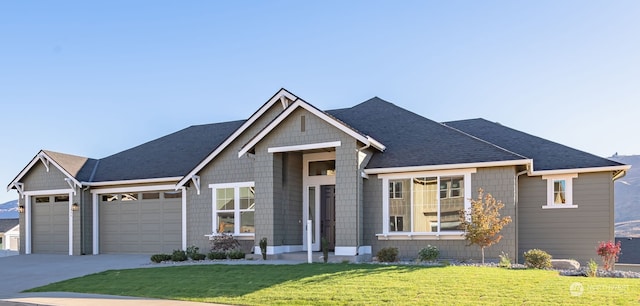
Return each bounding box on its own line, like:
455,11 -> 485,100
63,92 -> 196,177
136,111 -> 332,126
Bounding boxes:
7,89 -> 629,263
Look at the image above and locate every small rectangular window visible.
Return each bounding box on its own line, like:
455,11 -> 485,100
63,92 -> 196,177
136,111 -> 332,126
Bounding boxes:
54,195 -> 69,202
390,216 -> 404,231
542,174 -> 577,209
102,194 -> 119,202
35,196 -> 50,203
553,180 -> 566,204
142,192 -> 160,200
164,191 -> 182,199
309,160 -> 335,176
121,193 -> 138,201
389,181 -> 403,199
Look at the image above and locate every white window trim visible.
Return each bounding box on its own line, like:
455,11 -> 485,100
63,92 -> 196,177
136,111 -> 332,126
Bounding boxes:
542,174 -> 578,209
209,182 -> 255,237
379,168 -> 475,239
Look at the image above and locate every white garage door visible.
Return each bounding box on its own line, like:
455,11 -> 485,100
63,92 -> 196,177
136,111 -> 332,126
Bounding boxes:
32,195 -> 68,254
99,191 -> 181,254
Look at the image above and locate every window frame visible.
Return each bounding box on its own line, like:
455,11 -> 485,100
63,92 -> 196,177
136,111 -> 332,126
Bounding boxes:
209,181 -> 255,238
379,168 -> 475,240
389,180 -> 404,199
542,174 -> 578,209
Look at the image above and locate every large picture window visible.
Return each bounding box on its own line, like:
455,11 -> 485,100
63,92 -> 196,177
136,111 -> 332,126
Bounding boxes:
383,171 -> 472,236
210,182 -> 255,236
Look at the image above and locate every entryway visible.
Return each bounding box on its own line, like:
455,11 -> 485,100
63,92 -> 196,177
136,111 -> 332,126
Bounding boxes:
303,152 -> 336,252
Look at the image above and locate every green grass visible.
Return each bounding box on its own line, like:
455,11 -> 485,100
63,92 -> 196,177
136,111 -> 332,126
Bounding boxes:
26,264 -> 640,305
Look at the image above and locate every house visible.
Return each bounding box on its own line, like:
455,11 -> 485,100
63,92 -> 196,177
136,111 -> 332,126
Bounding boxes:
6,89 -> 630,263
0,219 -> 19,251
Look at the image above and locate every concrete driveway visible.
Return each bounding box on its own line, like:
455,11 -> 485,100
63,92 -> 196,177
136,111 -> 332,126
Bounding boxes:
0,254 -> 151,299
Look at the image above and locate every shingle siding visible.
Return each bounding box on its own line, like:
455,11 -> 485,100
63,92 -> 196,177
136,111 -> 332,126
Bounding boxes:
518,172 -> 614,264
22,162 -> 70,191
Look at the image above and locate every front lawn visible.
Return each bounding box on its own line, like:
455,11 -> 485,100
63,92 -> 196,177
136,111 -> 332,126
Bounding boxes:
26,264 -> 640,305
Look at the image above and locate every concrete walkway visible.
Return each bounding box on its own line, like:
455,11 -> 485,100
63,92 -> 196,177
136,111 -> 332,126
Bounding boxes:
0,254 -> 304,306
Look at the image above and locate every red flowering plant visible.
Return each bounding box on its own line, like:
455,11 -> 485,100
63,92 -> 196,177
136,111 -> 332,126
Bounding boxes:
596,240 -> 621,271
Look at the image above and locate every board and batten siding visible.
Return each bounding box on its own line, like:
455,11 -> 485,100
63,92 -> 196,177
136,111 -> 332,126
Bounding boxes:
366,166 -> 517,261
518,172 -> 614,264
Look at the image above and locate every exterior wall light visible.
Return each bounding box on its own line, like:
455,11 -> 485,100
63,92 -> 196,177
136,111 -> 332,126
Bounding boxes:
71,203 -> 79,211
18,205 -> 25,213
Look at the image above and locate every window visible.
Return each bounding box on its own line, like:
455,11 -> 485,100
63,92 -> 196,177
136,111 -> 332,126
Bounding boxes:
542,174 -> 578,209
54,195 -> 69,202
383,172 -> 471,236
35,196 -> 50,203
102,194 -> 118,202
389,181 -> 403,199
211,182 -> 255,236
164,191 -> 182,199
142,192 -> 160,200
121,193 -> 138,201
309,160 -> 335,176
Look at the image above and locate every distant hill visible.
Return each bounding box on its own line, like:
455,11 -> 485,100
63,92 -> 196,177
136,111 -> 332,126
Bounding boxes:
609,155 -> 640,237
0,199 -> 19,219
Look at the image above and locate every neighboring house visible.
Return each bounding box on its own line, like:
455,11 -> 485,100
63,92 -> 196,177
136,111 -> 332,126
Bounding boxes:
6,89 -> 630,263
0,219 -> 19,251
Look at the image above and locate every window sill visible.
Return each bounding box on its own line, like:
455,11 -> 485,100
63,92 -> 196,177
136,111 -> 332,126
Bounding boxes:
205,233 -> 255,240
376,233 -> 465,240
541,204 -> 578,209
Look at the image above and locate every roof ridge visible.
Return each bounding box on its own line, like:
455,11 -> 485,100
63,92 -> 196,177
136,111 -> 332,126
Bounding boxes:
440,121 -> 530,160
88,159 -> 100,182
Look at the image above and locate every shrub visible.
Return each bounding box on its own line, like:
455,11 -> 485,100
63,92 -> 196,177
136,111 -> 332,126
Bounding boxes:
171,249 -> 188,262
377,247 -> 399,262
210,233 -> 240,252
150,254 -> 171,263
186,245 -> 200,259
321,237 -> 329,263
596,240 -> 621,271
207,251 -> 227,260
498,251 -> 511,268
259,237 -> 268,260
418,245 -> 440,262
587,258 -> 598,277
523,249 -> 551,269
191,253 -> 206,261
228,249 -> 246,260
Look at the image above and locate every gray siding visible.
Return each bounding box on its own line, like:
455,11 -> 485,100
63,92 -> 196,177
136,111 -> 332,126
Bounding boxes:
366,167 -> 517,261
518,172 -> 614,264
22,162 -> 71,191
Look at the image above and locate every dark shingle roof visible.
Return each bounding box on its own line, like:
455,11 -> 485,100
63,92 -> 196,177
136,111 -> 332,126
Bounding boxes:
43,150 -> 98,182
327,98 -> 528,169
91,120 -> 245,182
443,118 -> 624,171
0,218 -> 18,232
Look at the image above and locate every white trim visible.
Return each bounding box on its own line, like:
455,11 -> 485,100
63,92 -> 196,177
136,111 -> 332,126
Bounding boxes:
334,246 -> 357,256
268,141 -> 341,153
257,245 -> 303,255
367,159 -> 531,175
530,165 -> 630,176
68,191 -> 73,256
25,196 -> 31,254
208,181 -> 255,189
177,89 -> 299,188
181,187 -> 187,251
39,155 -> 50,172
209,182 -> 256,237
8,151 -> 84,191
302,152 -> 336,251
92,193 -> 99,255
82,176 -> 183,187
358,246 -> 372,255
191,176 -> 201,195
238,99 -> 385,157
24,189 -> 75,196
90,184 -> 176,194
542,173 -> 578,208
378,168 -> 477,179
376,233 -> 466,240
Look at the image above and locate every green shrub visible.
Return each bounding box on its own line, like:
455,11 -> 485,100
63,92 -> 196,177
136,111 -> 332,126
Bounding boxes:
523,249 -> 552,269
150,254 -> 171,263
498,251 -> 511,268
259,237 -> 268,260
377,247 -> 399,262
587,259 -> 598,277
186,245 -> 200,259
418,245 -> 439,262
228,249 -> 246,260
207,251 -> 227,260
171,249 -> 188,262
210,233 -> 240,252
191,253 -> 206,261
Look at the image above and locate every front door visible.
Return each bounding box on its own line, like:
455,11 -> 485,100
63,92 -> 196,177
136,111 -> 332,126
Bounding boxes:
320,185 -> 336,251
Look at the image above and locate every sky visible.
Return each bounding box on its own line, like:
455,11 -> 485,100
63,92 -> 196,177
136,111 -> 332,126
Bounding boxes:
1,1 -> 639,204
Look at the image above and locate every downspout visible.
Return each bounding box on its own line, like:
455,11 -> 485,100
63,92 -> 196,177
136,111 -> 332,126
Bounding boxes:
514,168 -> 528,264
356,142 -> 371,255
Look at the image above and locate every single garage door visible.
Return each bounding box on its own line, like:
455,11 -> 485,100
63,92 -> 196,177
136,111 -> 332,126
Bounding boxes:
99,191 -> 181,253
32,195 -> 69,254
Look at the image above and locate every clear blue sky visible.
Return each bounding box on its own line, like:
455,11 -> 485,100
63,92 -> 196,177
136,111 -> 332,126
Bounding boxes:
1,1 -> 639,203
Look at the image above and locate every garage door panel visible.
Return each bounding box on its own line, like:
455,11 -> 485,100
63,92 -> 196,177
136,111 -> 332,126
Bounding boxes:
32,200 -> 68,254
100,195 -> 181,254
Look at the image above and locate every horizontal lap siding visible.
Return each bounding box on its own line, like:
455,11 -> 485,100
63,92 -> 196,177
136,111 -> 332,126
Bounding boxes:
518,172 -> 613,264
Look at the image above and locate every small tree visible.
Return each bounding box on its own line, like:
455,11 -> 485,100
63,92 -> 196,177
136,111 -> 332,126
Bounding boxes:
596,240 -> 621,271
459,188 -> 512,264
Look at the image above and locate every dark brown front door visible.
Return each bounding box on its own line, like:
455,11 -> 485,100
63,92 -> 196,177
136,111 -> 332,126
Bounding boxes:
320,185 -> 336,251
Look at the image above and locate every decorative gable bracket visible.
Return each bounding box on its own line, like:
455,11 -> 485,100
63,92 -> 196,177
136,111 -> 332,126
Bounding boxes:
38,154 -> 50,172
14,182 -> 25,199
64,178 -> 78,195
191,175 -> 201,195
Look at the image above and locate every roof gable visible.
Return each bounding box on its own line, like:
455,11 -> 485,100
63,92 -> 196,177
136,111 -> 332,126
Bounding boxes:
7,150 -> 95,192
0,218 -> 19,232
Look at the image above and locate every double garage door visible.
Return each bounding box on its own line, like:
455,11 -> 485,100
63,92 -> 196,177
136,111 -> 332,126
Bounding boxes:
99,191 -> 181,254
32,195 -> 69,254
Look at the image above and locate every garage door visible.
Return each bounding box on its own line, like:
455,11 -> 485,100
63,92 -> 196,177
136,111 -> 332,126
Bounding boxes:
99,191 -> 181,254
32,195 -> 68,254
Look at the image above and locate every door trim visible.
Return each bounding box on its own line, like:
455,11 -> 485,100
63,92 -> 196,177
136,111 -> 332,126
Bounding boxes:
302,152 -> 336,251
